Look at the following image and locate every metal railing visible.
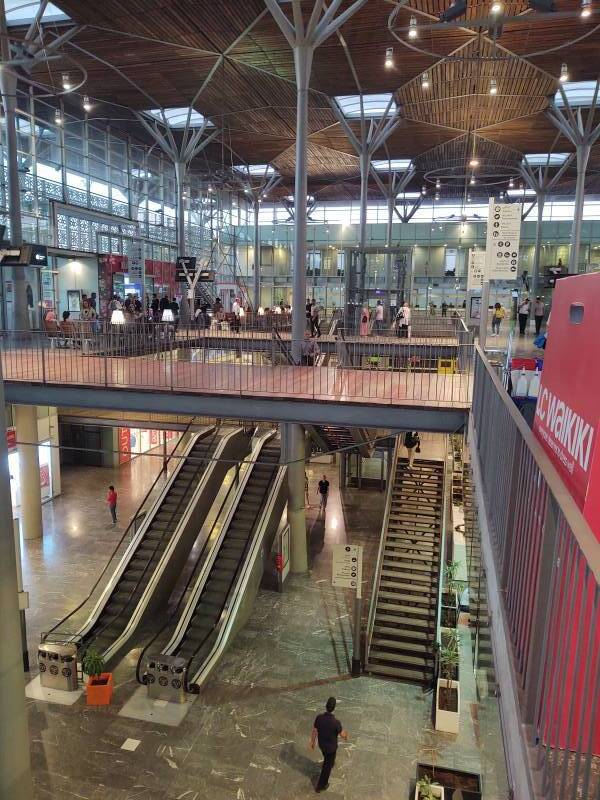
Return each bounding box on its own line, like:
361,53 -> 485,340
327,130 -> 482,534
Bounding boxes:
0,327 -> 474,407
470,346 -> 600,800
434,435 -> 454,655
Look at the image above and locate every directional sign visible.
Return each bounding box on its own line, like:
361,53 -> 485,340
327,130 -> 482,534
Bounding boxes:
485,199 -> 522,280
467,248 -> 486,291
332,543 -> 363,596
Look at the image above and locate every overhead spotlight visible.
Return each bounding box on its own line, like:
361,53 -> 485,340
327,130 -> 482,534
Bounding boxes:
490,1 -> 503,13
509,177 -> 514,188
408,16 -> 418,38
422,71 -> 430,90
435,192 -> 440,201
435,178 -> 441,189
489,78 -> 498,95
61,73 -> 72,91
469,158 -> 479,167
262,192 -> 267,198
559,63 -> 569,82
470,176 -> 476,185
421,184 -> 427,194
467,193 -> 472,202
528,0 -> 555,11
439,0 -> 467,23
54,108 -> 63,125
581,0 -> 593,16
385,47 -> 394,69
83,95 -> 92,113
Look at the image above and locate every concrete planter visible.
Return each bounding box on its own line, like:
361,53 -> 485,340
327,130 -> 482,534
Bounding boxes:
435,678 -> 460,734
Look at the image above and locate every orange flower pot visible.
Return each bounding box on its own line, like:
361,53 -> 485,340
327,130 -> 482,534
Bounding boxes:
86,672 -> 113,706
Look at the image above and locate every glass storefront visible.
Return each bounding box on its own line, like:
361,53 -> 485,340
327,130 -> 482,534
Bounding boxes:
8,439 -> 53,509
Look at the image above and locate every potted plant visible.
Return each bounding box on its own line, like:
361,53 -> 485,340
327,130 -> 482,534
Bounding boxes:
441,560 -> 461,628
415,774 -> 444,799
435,637 -> 460,734
82,648 -> 113,706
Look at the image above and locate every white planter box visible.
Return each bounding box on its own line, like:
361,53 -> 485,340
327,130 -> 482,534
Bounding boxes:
435,678 -> 460,734
414,785 -> 444,799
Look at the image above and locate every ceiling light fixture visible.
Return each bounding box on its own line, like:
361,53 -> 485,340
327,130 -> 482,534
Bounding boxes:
385,47 -> 394,69
435,178 -> 441,189
421,71 -> 430,90
83,95 -> 92,113
421,185 -> 427,194
509,177 -> 514,188
435,192 -> 440,201
581,0 -> 593,16
490,1 -> 503,12
469,158 -> 479,167
54,108 -> 62,125
559,63 -> 569,83
470,176 -> 476,185
61,73 -> 71,91
490,78 -> 498,95
408,16 -> 418,38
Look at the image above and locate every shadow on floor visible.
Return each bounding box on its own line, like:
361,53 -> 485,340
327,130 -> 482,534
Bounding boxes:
279,741 -> 319,780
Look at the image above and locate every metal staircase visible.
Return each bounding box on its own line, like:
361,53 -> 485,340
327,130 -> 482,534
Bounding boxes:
366,445 -> 444,684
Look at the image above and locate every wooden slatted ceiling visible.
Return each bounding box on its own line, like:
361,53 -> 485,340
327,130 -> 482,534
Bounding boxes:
479,114 -> 574,151
273,142 -> 360,179
408,0 -> 529,19
417,134 -> 522,171
398,37 -> 556,130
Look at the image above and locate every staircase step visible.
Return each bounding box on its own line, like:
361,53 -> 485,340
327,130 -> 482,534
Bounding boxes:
373,624 -> 430,641
384,549 -> 438,563
378,590 -> 432,606
366,662 -> 432,682
381,560 -> 436,574
376,600 -> 435,617
380,578 -> 433,593
368,649 -> 432,668
380,567 -> 436,583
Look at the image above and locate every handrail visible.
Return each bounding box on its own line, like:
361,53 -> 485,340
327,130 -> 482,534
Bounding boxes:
271,328 -> 296,366
135,442 -> 250,684
364,433 -> 402,665
84,422 -> 223,654
42,415 -> 200,642
182,434 -> 278,686
434,434 -> 454,653
474,345 -> 600,582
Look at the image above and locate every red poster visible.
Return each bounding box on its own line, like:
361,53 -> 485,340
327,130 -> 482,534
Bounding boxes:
6,427 -> 17,451
39,464 -> 50,488
118,427 -> 131,465
150,429 -> 159,447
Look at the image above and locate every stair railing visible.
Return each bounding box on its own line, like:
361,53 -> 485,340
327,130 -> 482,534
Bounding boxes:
364,434 -> 402,666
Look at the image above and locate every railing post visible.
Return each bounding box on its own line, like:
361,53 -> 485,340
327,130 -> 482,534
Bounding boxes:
40,333 -> 46,384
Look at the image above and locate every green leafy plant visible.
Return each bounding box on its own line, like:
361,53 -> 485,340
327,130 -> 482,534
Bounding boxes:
440,640 -> 460,689
417,774 -> 441,799
444,560 -> 462,597
82,648 -> 105,680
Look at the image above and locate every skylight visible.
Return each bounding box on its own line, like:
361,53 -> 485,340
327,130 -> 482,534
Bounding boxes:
5,0 -> 69,25
523,153 -> 570,166
234,164 -> 276,177
372,159 -> 412,172
335,94 -> 398,119
144,108 -> 212,128
554,81 -> 599,108
507,188 -> 536,197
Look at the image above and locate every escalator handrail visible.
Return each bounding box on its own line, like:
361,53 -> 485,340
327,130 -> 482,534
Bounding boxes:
135,436 -> 252,684
188,463 -> 287,690
159,431 -> 276,661
182,441 -> 280,689
80,423 -> 223,654
42,416 -> 201,642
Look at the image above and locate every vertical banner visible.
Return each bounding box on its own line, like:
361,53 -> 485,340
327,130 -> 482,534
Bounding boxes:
485,199 -> 522,280
467,248 -> 487,291
128,238 -> 145,298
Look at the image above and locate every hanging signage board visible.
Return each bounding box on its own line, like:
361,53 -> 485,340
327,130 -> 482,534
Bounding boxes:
485,199 -> 522,280
176,256 -> 197,283
467,249 -> 487,291
332,544 -> 363,595
198,269 -> 215,282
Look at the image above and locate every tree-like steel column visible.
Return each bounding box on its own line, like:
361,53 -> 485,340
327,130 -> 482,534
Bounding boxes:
265,0 -> 368,574
547,82 -> 600,274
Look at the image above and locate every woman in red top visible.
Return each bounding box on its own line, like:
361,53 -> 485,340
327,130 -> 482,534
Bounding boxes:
107,485 -> 118,524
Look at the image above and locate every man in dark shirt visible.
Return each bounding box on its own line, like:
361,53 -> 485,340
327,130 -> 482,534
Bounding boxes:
317,475 -> 329,511
310,697 -> 348,792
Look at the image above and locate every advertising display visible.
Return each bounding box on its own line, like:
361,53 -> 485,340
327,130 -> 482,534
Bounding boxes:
117,427 -> 177,465
485,199 -> 522,280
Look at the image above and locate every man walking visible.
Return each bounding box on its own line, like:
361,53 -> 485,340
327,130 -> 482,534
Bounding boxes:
533,296 -> 545,335
310,299 -> 321,338
374,300 -> 384,334
310,697 -> 348,792
317,474 -> 329,510
518,296 -> 531,335
106,484 -> 118,525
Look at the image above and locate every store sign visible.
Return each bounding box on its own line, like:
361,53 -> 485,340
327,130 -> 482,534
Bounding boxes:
6,426 -> 17,451
485,199 -> 522,280
467,249 -> 486,291
332,544 -> 363,594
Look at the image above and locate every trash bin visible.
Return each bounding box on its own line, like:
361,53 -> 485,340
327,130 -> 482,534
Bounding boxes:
144,655 -> 188,703
38,642 -> 78,691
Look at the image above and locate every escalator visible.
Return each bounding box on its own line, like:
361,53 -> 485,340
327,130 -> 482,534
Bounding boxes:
143,430 -> 286,693
44,425 -> 251,665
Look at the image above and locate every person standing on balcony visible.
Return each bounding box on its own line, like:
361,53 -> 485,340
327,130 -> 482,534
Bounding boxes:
106,485 -> 118,525
374,300 -> 384,333
310,299 -> 321,338
359,306 -> 369,336
518,296 -> 531,335
231,297 -> 241,333
491,303 -> 505,336
306,297 -> 312,330
395,301 -> 411,339
533,296 -> 545,335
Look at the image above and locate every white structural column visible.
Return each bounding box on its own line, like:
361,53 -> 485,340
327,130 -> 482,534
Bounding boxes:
547,82 -> 600,274
0,361 -> 33,799
14,405 -> 43,540
265,0 -> 368,573
520,153 -> 574,298
0,1 -> 28,330
253,199 -> 261,308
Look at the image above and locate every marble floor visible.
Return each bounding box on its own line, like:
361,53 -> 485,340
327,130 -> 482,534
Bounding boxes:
20,444 -> 509,800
